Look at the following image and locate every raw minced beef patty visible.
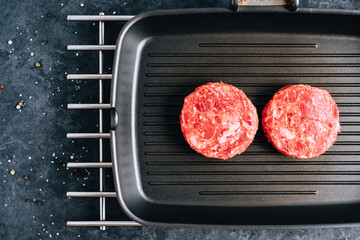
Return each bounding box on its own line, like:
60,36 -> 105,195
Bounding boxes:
262,84 -> 340,159
180,82 -> 258,159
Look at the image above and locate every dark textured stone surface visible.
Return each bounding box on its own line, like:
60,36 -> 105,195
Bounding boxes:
0,0 -> 360,239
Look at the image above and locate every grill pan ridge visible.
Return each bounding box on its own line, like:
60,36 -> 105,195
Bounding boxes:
111,7 -> 360,228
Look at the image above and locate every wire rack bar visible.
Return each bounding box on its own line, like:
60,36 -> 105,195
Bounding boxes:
67,162 -> 113,168
68,45 -> 116,51
67,192 -> 116,198
98,12 -> 106,230
67,133 -> 110,139
67,221 -> 142,227
67,103 -> 111,110
67,74 -> 112,80
68,15 -> 134,21
67,13 -> 137,229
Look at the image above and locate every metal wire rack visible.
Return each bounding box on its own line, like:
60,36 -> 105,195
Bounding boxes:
66,13 -> 141,230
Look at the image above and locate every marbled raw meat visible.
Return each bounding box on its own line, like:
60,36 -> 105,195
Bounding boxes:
262,84 -> 340,159
180,82 -> 258,159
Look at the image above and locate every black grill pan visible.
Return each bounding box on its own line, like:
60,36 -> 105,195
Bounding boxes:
110,7 -> 360,228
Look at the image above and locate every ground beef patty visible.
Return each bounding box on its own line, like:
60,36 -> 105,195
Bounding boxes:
180,82 -> 258,159
262,84 -> 340,159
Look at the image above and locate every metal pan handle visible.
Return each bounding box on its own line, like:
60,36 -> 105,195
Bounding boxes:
111,107 -> 119,130
231,0 -> 299,11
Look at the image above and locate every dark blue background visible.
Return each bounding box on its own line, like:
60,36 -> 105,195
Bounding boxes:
1,0 -> 360,239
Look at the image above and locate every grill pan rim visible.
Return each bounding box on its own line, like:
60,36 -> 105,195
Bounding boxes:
111,7 -> 360,228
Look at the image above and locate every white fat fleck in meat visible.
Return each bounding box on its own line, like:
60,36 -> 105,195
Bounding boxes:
246,131 -> 253,139
218,121 -> 240,144
273,107 -> 284,119
219,132 -> 233,144
306,136 -> 316,144
189,136 -> 197,145
242,121 -> 250,129
229,121 -> 240,132
280,128 -> 295,140
218,89 -> 225,97
272,108 -> 278,118
190,136 -> 206,149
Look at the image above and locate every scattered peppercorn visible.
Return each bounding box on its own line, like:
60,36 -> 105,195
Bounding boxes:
25,199 -> 31,203
69,172 -> 73,176
36,201 -> 42,206
47,13 -> 52,18
24,175 -> 29,180
10,170 -> 15,175
43,40 -> 48,44
35,62 -> 41,68
0,223 -> 4,229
